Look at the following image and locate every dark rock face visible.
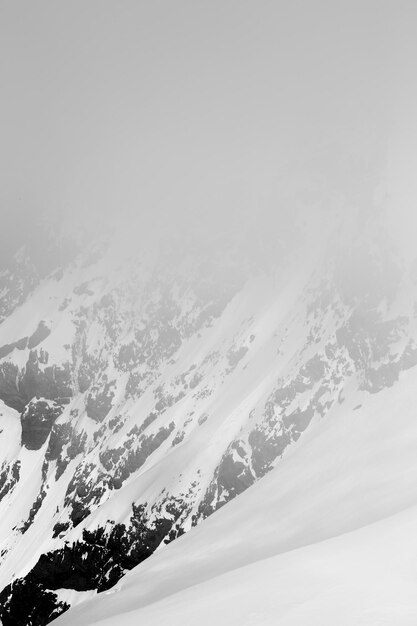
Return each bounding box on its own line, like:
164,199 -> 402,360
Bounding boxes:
59,421 -> 177,530
45,422 -> 86,480
0,337 -> 29,360
0,461 -> 20,503
21,399 -> 63,450
249,426 -> 291,477
19,352 -> 73,408
0,499 -> 186,626
217,443 -> 255,498
193,442 -> 256,523
0,352 -> 73,413
0,362 -> 22,411
20,483 -> 48,533
101,422 -> 175,484
0,579 -> 69,626
28,322 -> 51,350
85,379 -> 116,422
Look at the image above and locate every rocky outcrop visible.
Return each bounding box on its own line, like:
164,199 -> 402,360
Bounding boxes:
0,499 -> 186,625
21,399 -> 64,450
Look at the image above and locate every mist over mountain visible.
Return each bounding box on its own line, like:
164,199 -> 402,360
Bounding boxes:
1,2 -> 417,625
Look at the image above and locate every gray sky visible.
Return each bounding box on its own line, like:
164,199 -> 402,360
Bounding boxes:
0,1 -> 415,249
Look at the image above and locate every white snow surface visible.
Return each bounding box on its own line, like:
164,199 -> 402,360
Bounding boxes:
54,364 -> 417,626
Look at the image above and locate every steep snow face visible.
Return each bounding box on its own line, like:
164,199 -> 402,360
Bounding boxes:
53,334 -> 417,626
59,506 -> 417,626
0,226 -> 416,625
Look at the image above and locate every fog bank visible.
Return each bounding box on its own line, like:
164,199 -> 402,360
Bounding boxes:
0,1 -> 416,262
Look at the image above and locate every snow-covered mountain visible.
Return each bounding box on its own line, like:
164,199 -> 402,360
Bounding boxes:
54,360 -> 417,626
0,219 -> 416,625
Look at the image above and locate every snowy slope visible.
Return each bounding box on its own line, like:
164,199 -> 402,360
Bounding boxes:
0,224 -> 416,625
74,506 -> 417,626
55,362 -> 417,625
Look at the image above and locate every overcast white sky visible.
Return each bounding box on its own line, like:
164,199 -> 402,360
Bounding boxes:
0,1 -> 416,250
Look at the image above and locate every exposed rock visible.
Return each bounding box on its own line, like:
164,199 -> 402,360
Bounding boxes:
21,399 -> 63,450
28,322 -> 51,350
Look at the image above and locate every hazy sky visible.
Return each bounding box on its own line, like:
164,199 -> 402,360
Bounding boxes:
0,1 -> 416,246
